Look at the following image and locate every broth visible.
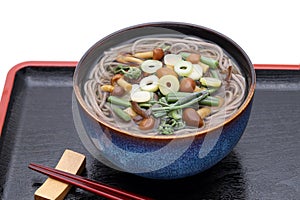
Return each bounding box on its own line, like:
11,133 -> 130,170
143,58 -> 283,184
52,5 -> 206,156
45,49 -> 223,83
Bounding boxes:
83,34 -> 246,135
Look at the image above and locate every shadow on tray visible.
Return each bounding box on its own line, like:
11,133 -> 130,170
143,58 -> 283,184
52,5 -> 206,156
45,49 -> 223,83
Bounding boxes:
65,150 -> 246,200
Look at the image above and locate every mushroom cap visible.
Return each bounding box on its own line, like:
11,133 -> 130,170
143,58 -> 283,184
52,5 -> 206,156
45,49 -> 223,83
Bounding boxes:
111,74 -> 124,85
152,48 -> 164,60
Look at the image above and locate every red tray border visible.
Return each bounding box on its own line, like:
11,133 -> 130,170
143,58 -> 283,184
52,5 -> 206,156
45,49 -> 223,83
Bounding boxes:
0,61 -> 299,135
0,61 -> 77,133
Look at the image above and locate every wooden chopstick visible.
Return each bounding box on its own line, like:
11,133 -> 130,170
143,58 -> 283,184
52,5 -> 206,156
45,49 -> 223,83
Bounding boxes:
29,163 -> 151,200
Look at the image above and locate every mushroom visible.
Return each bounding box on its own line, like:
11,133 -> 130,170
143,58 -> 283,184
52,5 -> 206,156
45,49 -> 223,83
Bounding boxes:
186,53 -> 201,64
196,107 -> 211,119
123,107 -> 138,118
116,54 -> 144,64
152,48 -> 164,60
139,116 -> 155,130
111,85 -> 125,96
179,77 -> 196,93
193,86 -> 206,92
156,67 -> 178,78
111,74 -> 132,92
133,48 -> 164,60
130,101 -> 149,118
182,108 -> 204,127
100,84 -> 114,93
225,65 -> 233,83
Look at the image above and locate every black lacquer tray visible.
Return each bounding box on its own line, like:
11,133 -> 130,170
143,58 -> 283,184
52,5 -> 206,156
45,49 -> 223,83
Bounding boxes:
0,61 -> 299,199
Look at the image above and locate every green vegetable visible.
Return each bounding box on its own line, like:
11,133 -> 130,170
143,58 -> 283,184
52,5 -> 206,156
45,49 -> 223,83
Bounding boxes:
179,52 -> 218,69
166,92 -> 191,103
200,56 -> 219,69
158,116 -> 185,135
112,106 -> 131,122
168,109 -> 182,120
113,65 -> 142,80
200,77 -> 222,88
210,69 -> 219,79
151,91 -> 209,112
107,96 -> 131,107
166,92 -> 220,106
172,91 -> 209,106
179,52 -> 190,60
198,96 -> 220,107
159,43 -> 171,52
151,104 -> 167,118
152,110 -> 168,118
158,121 -> 174,135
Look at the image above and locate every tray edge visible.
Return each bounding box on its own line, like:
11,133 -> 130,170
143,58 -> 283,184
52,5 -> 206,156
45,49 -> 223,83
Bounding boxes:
1,62 -> 299,135
254,64 -> 300,70
0,61 -> 78,135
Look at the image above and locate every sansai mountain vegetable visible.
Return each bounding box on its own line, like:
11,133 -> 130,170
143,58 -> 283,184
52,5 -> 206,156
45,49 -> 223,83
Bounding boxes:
104,45 -> 228,134
113,65 -> 142,80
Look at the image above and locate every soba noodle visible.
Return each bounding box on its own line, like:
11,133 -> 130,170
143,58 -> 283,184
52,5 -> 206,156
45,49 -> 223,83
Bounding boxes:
83,35 -> 246,136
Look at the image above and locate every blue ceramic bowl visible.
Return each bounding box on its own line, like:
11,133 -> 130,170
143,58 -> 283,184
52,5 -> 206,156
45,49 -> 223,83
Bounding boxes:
72,22 -> 256,179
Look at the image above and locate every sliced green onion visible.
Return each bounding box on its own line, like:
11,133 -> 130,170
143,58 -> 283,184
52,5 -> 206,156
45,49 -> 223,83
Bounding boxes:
159,43 -> 171,52
166,92 -> 191,103
199,96 -> 220,107
107,96 -> 131,107
141,60 -> 162,74
200,56 -> 219,69
174,61 -> 193,76
179,52 -> 190,60
200,77 -> 222,88
210,69 -> 219,79
138,103 -> 152,108
112,107 -> 131,122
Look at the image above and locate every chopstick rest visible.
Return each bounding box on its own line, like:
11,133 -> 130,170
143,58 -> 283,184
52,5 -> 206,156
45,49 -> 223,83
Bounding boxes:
34,149 -> 86,200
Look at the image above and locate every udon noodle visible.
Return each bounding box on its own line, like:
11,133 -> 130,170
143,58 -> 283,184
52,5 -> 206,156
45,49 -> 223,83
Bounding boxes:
83,35 -> 246,136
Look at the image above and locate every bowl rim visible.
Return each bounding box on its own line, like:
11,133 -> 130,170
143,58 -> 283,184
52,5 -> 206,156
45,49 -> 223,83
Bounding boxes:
73,21 -> 256,140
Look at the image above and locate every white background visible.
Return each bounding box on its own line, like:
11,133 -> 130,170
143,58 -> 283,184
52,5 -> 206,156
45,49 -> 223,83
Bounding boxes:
0,0 -> 299,99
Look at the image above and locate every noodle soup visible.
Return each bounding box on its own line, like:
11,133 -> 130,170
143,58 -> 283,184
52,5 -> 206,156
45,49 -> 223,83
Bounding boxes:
83,34 -> 246,136
73,22 -> 255,179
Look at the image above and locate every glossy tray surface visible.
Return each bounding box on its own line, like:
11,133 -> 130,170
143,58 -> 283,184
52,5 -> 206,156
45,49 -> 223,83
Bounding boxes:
0,62 -> 299,199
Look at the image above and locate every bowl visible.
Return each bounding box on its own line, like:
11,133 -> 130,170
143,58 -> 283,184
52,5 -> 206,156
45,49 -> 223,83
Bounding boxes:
72,22 -> 256,179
